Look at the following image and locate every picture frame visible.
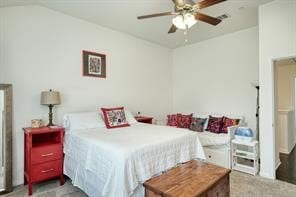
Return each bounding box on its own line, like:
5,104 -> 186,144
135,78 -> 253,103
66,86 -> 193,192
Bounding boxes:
82,50 -> 106,78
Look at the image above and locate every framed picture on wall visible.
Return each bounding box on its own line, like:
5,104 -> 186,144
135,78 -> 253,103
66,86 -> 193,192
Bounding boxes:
82,50 -> 106,78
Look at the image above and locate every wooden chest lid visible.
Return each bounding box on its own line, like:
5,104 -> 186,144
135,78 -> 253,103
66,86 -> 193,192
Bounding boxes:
144,160 -> 231,197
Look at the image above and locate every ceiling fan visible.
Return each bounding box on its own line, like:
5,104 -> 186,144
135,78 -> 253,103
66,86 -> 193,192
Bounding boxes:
137,0 -> 227,34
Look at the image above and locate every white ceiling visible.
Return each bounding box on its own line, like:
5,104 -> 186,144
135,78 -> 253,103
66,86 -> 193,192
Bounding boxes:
0,0 -> 273,48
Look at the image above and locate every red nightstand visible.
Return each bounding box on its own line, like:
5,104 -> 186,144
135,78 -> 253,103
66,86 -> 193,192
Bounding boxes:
23,126 -> 64,196
135,116 -> 153,124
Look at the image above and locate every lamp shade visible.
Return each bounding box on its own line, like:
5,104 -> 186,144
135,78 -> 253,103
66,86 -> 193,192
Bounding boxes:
172,13 -> 197,30
41,90 -> 60,105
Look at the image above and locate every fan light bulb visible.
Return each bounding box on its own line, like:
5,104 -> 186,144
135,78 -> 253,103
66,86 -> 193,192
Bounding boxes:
172,13 -> 197,30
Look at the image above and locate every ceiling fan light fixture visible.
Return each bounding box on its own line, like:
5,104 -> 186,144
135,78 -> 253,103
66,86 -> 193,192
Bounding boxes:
172,13 -> 197,30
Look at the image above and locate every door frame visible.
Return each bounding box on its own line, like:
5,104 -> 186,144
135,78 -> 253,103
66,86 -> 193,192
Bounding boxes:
270,55 -> 296,178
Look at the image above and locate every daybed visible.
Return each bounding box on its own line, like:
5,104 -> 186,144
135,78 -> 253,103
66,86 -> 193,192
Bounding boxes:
197,113 -> 243,168
164,112 -> 244,168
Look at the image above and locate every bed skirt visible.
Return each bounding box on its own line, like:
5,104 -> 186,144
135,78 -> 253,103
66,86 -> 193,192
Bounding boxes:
64,155 -> 145,197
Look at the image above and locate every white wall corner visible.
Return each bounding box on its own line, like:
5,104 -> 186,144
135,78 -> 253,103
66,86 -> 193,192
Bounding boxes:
260,171 -> 275,180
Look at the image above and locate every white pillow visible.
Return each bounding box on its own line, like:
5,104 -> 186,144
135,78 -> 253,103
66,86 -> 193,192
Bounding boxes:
63,112 -> 105,131
124,109 -> 138,124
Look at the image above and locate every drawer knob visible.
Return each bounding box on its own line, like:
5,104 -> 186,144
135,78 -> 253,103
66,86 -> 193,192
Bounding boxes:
41,168 -> 54,173
41,153 -> 54,157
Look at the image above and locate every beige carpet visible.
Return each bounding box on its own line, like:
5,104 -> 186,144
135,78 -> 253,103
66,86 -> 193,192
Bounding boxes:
4,171 -> 296,197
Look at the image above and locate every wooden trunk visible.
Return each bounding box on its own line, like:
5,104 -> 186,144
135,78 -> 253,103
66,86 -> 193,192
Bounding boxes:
144,160 -> 230,197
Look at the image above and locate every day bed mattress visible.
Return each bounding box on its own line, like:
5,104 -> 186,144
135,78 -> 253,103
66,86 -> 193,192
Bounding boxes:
196,131 -> 230,146
63,123 -> 205,197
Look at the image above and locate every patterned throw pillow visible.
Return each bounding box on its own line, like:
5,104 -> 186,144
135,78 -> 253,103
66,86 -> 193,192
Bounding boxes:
177,113 -> 193,129
189,117 -> 207,132
221,117 -> 240,133
206,116 -> 224,133
101,107 -> 130,129
167,114 -> 179,127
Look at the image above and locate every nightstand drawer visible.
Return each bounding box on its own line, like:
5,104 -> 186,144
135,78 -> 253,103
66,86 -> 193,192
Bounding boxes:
31,144 -> 62,164
31,159 -> 62,182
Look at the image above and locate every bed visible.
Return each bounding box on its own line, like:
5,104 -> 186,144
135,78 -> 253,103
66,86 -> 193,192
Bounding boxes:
63,111 -> 205,197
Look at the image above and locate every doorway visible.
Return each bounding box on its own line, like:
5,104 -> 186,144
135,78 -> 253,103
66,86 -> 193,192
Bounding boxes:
0,90 -> 3,190
274,57 -> 296,184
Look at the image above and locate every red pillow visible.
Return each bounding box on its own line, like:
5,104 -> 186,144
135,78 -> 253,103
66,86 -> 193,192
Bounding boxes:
221,117 -> 240,133
167,114 -> 179,127
101,107 -> 130,129
206,116 -> 223,133
177,113 -> 193,129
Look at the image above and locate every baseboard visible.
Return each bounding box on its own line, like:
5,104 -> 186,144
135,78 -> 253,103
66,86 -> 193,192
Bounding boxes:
289,143 -> 296,153
275,158 -> 281,170
279,148 -> 290,154
279,143 -> 296,154
13,173 -> 23,187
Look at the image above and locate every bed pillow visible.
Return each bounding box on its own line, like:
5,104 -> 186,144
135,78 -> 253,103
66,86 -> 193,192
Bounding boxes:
206,115 -> 224,133
189,117 -> 207,132
221,116 -> 240,133
124,109 -> 138,124
167,114 -> 179,127
101,107 -> 130,129
177,113 -> 193,129
63,112 -> 105,131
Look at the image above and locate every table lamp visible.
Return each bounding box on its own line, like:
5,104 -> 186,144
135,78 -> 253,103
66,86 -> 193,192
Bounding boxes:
41,89 -> 60,126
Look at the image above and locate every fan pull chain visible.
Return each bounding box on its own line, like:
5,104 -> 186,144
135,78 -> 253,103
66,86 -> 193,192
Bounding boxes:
184,25 -> 189,43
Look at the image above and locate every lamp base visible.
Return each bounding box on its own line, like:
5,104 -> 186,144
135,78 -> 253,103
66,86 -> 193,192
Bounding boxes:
47,104 -> 55,127
47,123 -> 55,127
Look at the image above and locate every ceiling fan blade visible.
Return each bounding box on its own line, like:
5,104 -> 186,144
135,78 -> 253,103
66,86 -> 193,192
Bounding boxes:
168,24 -> 178,34
195,12 -> 222,25
137,11 -> 174,19
195,0 -> 227,9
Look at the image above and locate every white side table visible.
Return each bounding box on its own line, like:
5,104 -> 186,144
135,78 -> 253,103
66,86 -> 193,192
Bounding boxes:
231,139 -> 259,175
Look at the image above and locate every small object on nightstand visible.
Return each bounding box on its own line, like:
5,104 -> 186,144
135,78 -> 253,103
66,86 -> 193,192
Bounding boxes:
23,126 -> 65,196
31,119 -> 43,128
231,139 -> 259,176
234,127 -> 254,142
135,116 -> 153,124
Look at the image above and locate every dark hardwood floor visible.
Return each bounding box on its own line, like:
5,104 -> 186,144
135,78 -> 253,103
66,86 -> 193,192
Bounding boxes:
276,146 -> 296,184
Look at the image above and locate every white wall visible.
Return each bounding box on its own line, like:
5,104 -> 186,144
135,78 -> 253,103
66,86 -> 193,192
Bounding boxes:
277,109 -> 295,154
0,8 -> 4,82
276,63 -> 296,109
0,5 -> 173,185
259,0 -> 296,179
0,91 -> 3,176
172,27 -> 259,131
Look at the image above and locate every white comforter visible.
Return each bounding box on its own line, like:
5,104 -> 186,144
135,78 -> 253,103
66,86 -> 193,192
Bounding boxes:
64,123 -> 205,197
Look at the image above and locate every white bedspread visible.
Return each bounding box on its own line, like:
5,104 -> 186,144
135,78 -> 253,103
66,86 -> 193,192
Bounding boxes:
196,131 -> 230,146
64,123 -> 205,197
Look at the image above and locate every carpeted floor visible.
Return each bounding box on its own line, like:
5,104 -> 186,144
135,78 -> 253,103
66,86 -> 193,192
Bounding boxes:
4,171 -> 296,197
